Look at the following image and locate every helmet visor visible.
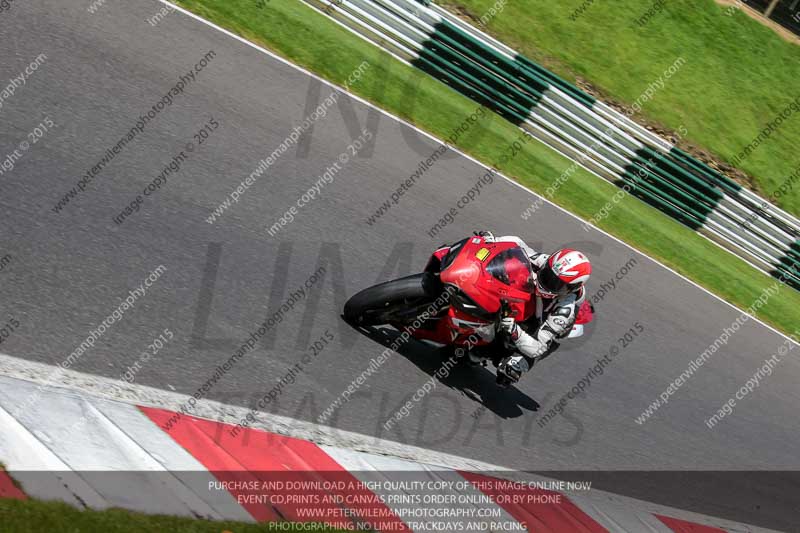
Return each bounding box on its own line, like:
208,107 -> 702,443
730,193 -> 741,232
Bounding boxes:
537,266 -> 569,296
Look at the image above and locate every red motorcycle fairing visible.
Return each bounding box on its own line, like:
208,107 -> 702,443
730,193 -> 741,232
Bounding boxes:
405,237 -> 538,348
440,238 -> 533,317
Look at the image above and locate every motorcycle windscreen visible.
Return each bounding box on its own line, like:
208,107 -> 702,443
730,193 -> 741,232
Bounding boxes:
483,247 -> 535,301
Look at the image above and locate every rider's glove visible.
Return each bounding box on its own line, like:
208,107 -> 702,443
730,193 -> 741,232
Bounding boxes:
473,230 -> 495,243
498,355 -> 530,383
499,317 -> 520,341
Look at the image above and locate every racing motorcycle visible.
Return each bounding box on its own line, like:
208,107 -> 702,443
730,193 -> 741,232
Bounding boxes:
343,235 -> 594,386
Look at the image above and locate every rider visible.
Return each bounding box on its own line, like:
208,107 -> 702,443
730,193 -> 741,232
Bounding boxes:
476,231 -> 592,385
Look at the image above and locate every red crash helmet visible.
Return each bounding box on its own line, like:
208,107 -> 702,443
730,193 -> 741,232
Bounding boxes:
536,249 -> 591,297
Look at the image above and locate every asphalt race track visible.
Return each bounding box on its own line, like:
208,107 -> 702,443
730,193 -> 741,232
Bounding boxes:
1,1 -> 799,530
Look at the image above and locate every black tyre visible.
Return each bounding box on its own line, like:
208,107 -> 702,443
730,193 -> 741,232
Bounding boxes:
343,273 -> 441,326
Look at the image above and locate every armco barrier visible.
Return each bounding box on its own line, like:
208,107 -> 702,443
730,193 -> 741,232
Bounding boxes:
306,0 -> 800,290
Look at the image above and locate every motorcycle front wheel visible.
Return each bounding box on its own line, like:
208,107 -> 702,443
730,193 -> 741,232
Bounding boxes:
343,273 -> 441,326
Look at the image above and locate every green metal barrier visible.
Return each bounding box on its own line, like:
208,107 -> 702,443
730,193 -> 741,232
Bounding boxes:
324,0 -> 800,290
407,10 -> 800,288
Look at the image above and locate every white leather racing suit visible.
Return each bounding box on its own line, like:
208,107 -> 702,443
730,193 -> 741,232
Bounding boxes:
493,235 -> 585,379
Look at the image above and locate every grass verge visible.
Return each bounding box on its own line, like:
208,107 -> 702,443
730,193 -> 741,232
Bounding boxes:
0,498 -> 347,533
442,0 -> 800,216
174,0 -> 800,336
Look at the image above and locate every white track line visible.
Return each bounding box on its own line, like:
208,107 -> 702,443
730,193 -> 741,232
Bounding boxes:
157,0 -> 799,348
